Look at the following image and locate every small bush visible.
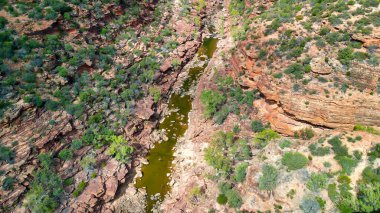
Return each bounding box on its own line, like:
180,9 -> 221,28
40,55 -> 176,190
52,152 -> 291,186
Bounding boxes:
217,194 -> 228,205
234,162 -> 249,183
253,129 -> 280,149
295,128 -> 314,140
38,153 -> 53,168
251,120 -> 264,132
335,156 -> 358,175
300,196 -> 321,213
73,181 -> 87,197
0,145 -> 15,163
338,47 -> 353,66
63,178 -> 73,186
284,63 -> 305,79
368,143 -> 380,162
58,149 -> 73,161
353,124 -> 380,135
80,155 -> 96,170
328,136 -> 349,157
306,173 -> 329,192
308,143 -> 330,156
259,164 -> 279,191
225,188 -> 243,209
282,152 -> 309,171
71,139 -> 83,150
2,176 -> 16,191
279,140 -> 292,149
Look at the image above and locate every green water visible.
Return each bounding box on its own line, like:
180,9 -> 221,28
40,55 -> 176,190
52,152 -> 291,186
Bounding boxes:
135,37 -> 218,212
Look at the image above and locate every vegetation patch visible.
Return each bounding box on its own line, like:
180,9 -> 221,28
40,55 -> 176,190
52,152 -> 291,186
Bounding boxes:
282,152 -> 309,171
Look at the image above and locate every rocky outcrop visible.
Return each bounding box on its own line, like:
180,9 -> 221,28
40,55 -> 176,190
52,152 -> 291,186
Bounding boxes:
0,109 -> 73,207
254,75 -> 380,133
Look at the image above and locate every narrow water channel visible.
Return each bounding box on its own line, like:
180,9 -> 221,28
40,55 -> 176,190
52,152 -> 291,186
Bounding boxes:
135,37 -> 219,212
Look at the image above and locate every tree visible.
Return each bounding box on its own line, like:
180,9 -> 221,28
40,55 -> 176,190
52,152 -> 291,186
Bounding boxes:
24,169 -> 63,213
355,182 -> 380,212
259,164 -> 279,191
282,152 -> 309,171
106,135 -> 134,163
200,89 -> 226,118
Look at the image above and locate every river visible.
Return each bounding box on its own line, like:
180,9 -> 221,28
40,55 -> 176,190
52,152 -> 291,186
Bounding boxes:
135,36 -> 219,212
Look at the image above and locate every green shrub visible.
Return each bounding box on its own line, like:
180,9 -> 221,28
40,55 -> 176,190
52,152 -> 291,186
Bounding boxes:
354,150 -> 362,160
58,149 -> 73,161
354,182 -> 380,212
204,132 -> 233,175
353,124 -> 380,135
232,124 -> 241,134
284,63 -> 305,79
80,155 -> 96,170
234,162 -> 249,183
56,66 -> 69,78
338,47 -> 354,66
217,194 -> 228,205
106,135 -> 133,163
362,166 -> 380,184
230,139 -> 252,161
70,139 -> 83,150
282,152 -> 309,171
253,129 -> 280,149
38,153 -> 53,168
273,73 -> 283,79
2,176 -> 16,191
225,188 -> 243,209
295,128 -> 314,140
335,156 -> 358,175
149,87 -> 161,103
0,16 -> 8,29
359,0 -> 379,7
306,173 -> 329,192
251,120 -> 264,132
328,136 -> 349,156
24,168 -> 64,212
0,145 -> 15,164
63,178 -> 73,186
328,183 -> 339,202
324,162 -> 331,168
214,105 -> 230,124
279,140 -> 292,149
308,143 -> 330,156
259,164 -> 279,191
200,89 -> 226,118
73,181 -> 87,197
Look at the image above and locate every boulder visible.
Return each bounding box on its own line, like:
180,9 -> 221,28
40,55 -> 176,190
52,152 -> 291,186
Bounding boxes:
104,177 -> 118,202
310,57 -> 332,75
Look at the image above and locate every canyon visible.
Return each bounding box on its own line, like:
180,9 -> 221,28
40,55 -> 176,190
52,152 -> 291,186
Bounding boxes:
0,0 -> 380,212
